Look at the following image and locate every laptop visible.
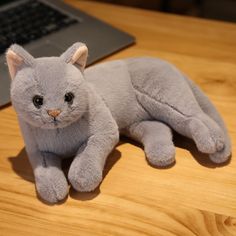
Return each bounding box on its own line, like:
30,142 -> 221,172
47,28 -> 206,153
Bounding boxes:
0,0 -> 135,107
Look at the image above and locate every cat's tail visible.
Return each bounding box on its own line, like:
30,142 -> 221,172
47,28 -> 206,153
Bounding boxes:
184,76 -> 231,163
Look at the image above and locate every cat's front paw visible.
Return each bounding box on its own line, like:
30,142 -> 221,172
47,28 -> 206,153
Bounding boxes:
35,167 -> 68,204
68,158 -> 103,192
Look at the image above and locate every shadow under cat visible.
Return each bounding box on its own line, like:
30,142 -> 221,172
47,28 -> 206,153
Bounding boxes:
8,135 -> 230,204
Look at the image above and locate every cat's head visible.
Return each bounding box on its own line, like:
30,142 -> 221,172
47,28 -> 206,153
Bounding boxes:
6,42 -> 89,129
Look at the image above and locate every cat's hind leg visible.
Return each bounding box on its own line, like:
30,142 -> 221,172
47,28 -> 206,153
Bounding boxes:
128,58 -> 229,163
126,121 -> 175,167
135,82 -> 226,163
184,77 -> 231,163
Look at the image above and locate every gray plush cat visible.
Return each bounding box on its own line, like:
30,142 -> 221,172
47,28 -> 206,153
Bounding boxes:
6,42 -> 231,203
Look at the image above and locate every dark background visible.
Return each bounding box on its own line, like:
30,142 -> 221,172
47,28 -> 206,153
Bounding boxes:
93,0 -> 236,23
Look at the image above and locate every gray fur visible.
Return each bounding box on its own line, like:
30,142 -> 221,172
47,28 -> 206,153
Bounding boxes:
7,43 -> 231,203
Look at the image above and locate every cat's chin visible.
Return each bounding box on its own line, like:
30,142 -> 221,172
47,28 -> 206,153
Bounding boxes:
25,120 -> 74,130
40,121 -> 73,130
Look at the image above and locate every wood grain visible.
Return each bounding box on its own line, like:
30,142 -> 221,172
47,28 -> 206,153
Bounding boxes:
0,1 -> 236,235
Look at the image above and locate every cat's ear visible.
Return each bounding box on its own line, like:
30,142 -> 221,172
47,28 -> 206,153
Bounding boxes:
6,44 -> 35,80
60,42 -> 88,72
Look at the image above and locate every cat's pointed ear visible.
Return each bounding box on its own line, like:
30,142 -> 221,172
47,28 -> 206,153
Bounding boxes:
60,42 -> 88,72
6,44 -> 35,80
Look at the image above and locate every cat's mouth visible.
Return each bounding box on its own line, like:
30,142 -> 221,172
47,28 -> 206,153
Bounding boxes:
52,118 -> 59,126
39,116 -> 70,129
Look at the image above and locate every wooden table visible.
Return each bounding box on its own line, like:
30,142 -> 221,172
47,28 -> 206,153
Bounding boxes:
1,1 -> 236,235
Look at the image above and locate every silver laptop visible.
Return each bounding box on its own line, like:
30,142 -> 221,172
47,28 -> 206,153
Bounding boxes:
0,0 -> 135,107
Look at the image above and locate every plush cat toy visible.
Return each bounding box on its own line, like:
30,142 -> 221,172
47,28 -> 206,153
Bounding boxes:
6,42 -> 231,203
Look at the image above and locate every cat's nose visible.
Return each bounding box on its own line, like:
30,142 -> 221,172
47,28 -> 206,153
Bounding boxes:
47,109 -> 61,118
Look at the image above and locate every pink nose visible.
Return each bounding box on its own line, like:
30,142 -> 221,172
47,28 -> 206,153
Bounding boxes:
47,109 -> 61,118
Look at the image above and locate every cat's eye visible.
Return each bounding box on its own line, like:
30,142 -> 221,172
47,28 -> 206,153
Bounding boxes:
64,92 -> 74,104
33,95 -> 43,108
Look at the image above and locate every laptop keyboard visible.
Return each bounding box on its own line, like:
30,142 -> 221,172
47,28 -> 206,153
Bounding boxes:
0,0 -> 78,54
